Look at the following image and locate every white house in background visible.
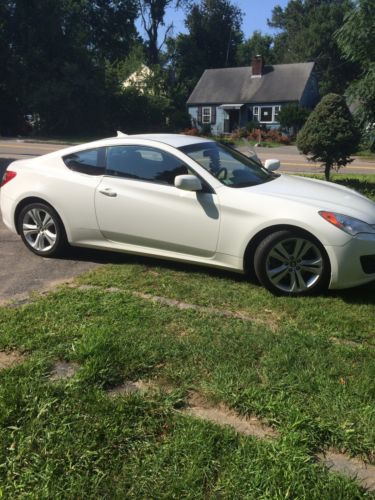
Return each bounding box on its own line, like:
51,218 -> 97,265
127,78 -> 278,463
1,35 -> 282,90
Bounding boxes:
122,64 -> 153,94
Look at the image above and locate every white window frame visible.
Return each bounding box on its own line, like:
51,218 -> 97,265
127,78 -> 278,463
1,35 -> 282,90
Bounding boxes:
273,105 -> 281,122
202,107 -> 212,124
253,105 -> 282,123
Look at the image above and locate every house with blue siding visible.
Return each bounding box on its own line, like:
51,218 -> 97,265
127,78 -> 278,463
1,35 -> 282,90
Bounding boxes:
187,56 -> 319,134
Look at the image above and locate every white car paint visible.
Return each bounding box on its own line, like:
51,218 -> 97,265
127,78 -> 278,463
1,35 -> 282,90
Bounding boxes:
1,133 -> 375,294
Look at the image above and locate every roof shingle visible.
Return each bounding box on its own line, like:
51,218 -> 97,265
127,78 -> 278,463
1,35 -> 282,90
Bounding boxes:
187,63 -> 315,105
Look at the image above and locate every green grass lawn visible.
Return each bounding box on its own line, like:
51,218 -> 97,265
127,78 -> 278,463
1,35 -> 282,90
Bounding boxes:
0,175 -> 374,498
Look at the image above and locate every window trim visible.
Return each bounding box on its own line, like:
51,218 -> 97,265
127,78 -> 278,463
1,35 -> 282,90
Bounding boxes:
202,107 -> 212,124
253,105 -> 282,124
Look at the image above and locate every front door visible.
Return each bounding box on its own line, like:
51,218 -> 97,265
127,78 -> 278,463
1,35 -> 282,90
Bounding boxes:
94,145 -> 220,257
229,110 -> 240,131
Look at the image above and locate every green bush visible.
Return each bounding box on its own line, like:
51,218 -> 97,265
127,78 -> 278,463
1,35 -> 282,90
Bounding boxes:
297,94 -> 360,180
277,104 -> 310,133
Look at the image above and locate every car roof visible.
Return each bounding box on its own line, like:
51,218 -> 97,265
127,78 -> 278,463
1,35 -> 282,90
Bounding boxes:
118,134 -> 212,148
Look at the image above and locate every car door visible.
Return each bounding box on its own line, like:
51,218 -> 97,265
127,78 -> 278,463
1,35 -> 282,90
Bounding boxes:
94,145 -> 220,257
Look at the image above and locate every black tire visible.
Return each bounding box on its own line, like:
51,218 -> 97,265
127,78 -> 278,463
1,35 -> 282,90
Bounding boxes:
254,230 -> 330,296
18,202 -> 67,257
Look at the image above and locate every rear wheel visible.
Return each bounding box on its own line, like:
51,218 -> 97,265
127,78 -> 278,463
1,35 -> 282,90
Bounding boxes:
254,230 -> 330,296
18,202 -> 67,257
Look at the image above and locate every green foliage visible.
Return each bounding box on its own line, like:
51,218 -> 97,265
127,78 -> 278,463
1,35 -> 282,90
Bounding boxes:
269,0 -> 358,95
170,0 -> 243,94
0,0 -> 139,136
297,94 -> 361,180
336,0 -> 375,132
236,30 -> 275,66
277,104 -> 310,133
0,231 -> 374,495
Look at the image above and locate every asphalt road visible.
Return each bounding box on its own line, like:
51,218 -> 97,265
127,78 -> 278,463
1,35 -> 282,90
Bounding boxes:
0,138 -> 374,303
0,215 -> 99,304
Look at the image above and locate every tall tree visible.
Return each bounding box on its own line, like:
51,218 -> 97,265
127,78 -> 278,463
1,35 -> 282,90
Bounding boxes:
86,0 -> 139,62
0,0 -> 139,134
0,2 -> 24,134
268,0 -> 358,95
170,0 -> 243,93
138,0 -> 187,65
336,0 -> 375,130
237,31 -> 275,66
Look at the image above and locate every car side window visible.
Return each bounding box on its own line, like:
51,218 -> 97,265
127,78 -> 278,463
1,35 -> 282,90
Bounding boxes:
63,148 -> 106,175
105,145 -> 189,186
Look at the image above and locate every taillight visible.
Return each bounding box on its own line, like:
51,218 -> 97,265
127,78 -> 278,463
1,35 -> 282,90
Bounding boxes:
0,171 -> 17,188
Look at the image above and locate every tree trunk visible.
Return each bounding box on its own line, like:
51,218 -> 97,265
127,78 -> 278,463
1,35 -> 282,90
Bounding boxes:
324,163 -> 331,181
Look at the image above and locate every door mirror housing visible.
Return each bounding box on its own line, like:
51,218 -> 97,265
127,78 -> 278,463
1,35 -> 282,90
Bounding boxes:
174,174 -> 202,192
264,159 -> 280,172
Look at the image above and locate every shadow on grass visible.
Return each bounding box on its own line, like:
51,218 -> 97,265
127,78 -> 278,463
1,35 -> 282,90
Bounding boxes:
327,282 -> 375,306
64,246 -> 374,305
64,245 -> 251,283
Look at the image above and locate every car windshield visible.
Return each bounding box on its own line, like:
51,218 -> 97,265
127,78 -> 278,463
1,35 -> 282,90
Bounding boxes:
179,142 -> 277,188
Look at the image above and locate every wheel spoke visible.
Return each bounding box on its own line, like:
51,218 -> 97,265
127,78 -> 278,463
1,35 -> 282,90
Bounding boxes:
267,263 -> 290,286
33,233 -> 43,250
295,270 -> 308,291
290,272 -> 297,292
23,223 -> 38,236
44,230 -> 56,245
293,239 -> 313,259
269,243 -> 290,262
300,257 -> 323,274
42,213 -> 53,228
30,209 -> 43,227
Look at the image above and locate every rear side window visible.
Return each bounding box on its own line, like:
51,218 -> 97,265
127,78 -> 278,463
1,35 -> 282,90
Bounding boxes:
63,148 -> 106,175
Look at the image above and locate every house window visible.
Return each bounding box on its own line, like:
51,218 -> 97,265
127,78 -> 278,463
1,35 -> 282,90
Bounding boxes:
202,107 -> 212,124
260,107 -> 273,122
253,105 -> 282,123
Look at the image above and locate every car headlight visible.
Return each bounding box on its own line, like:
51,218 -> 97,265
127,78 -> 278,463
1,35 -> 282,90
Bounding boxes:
319,211 -> 375,236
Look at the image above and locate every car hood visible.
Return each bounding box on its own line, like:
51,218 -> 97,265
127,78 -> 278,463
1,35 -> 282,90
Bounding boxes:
245,174 -> 375,224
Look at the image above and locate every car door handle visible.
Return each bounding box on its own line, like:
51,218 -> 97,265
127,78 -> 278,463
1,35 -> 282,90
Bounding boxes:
99,188 -> 117,197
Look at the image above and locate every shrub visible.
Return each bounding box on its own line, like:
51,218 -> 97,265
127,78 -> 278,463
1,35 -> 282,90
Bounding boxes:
297,93 -> 361,180
278,104 -> 310,133
183,127 -> 200,136
201,124 -> 212,136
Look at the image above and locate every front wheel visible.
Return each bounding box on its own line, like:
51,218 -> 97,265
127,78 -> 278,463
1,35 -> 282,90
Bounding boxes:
18,202 -> 67,257
254,230 -> 330,296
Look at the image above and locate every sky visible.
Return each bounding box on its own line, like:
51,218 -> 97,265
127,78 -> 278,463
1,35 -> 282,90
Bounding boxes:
163,0 -> 290,39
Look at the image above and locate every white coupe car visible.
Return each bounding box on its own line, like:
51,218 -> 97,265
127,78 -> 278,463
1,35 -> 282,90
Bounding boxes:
1,133 -> 375,296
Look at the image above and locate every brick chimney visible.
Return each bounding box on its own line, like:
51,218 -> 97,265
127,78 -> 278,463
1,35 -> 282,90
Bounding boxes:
251,55 -> 264,78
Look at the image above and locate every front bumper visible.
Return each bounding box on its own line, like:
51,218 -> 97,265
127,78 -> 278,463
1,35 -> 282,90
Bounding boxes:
327,233 -> 375,289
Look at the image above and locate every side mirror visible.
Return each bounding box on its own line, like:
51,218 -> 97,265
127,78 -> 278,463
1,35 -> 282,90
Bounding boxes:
174,174 -> 202,192
264,159 -> 280,172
